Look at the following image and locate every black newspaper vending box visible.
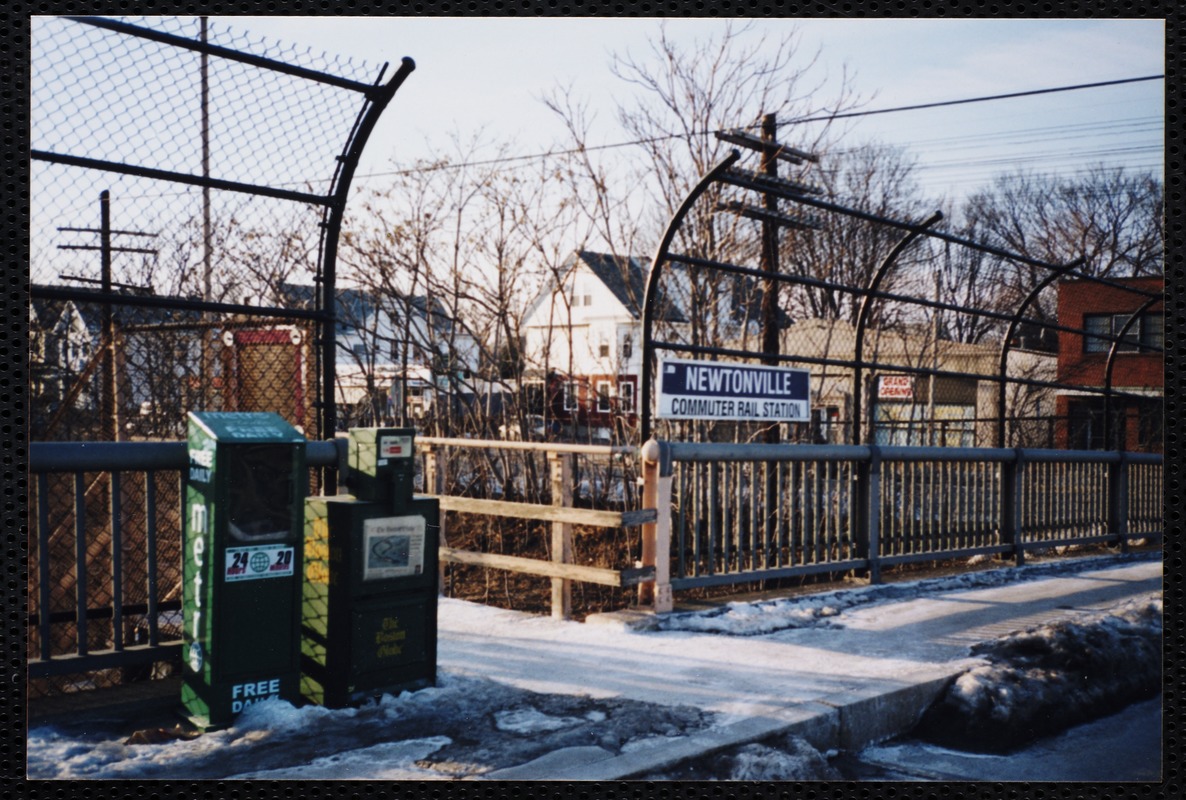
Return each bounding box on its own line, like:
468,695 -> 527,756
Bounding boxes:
302,428 -> 438,707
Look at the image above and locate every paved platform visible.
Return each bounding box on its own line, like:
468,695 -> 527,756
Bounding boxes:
436,558 -> 1162,780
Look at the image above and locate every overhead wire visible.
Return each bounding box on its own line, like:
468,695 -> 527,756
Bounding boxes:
99,74 -> 1165,201
359,74 -> 1164,179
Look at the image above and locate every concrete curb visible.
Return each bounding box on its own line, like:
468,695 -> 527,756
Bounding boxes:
481,672 -> 960,780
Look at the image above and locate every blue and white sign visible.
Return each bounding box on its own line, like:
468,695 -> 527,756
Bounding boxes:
657,358 -> 811,422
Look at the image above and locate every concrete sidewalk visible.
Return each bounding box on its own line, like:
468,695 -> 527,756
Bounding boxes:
26,556 -> 1162,780
438,558 -> 1162,780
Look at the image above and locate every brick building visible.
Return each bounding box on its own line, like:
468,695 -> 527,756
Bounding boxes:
1054,276 -> 1163,451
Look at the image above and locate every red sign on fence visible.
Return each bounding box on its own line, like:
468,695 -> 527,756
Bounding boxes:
878,375 -> 914,400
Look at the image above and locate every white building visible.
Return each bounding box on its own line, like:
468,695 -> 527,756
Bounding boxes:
521,251 -> 688,437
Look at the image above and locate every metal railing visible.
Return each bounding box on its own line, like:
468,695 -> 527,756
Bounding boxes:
639,440 -> 1162,592
28,436 -> 1161,692
28,439 -> 341,689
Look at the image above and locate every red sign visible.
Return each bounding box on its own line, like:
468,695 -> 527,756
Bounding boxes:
878,375 -> 914,400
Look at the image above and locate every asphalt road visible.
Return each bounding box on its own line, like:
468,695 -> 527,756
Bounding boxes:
835,694 -> 1162,782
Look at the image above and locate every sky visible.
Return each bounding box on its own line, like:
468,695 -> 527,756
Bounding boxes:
224,16 -> 1165,203
28,16 -> 1165,288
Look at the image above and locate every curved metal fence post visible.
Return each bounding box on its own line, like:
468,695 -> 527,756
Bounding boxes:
851,212 -> 943,446
996,260 -> 1082,447
318,58 -> 416,484
640,150 -> 742,444
1103,296 -> 1159,451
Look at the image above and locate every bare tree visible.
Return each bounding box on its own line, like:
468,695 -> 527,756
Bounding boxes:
781,143 -> 931,328
958,165 -> 1163,327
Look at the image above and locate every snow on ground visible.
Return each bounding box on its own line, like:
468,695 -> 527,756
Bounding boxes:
26,552 -> 1160,780
26,672 -> 715,780
911,595 -> 1162,752
655,553 -> 1153,635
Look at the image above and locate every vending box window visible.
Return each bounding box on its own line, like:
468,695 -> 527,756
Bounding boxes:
301,427 -> 439,708
182,411 -> 307,730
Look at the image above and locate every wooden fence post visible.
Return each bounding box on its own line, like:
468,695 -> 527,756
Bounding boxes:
423,444 -> 448,594
640,440 -> 673,613
548,451 -> 573,620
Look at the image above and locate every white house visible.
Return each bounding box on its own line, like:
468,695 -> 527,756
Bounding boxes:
521,251 -> 687,436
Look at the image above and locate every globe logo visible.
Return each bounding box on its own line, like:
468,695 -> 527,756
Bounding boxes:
250,551 -> 271,573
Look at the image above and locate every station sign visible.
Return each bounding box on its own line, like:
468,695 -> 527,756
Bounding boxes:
657,357 -> 810,422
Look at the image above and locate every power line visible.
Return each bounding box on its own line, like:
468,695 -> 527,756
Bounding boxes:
785,74 -> 1163,126
359,74 -> 1164,180
76,75 -> 1165,202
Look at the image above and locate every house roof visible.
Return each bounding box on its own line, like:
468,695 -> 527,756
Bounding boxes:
566,251 -> 687,323
277,283 -> 456,334
30,284 -> 201,334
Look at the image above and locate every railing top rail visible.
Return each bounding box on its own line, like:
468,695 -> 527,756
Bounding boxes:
416,436 -> 637,457
30,438 -> 1160,475
31,440 -> 342,473
660,441 -> 873,464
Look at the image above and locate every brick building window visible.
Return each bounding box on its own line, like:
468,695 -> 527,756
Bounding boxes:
563,381 -> 579,411
618,380 -> 635,413
1083,312 -> 1163,354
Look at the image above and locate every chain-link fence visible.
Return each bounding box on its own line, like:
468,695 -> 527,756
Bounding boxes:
29,16 -> 412,696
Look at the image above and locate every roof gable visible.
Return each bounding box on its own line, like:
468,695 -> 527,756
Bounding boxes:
568,251 -> 686,323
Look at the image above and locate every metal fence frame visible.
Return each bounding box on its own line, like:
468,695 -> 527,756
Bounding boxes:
639,149 -> 1164,449
31,16 -> 416,455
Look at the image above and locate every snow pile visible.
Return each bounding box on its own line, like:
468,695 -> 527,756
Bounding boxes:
656,553 -> 1156,636
912,597 -> 1162,753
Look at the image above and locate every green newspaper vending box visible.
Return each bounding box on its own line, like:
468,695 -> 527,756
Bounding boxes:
302,428 -> 439,708
182,411 -> 306,729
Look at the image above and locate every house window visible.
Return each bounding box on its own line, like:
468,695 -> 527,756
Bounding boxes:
596,381 -> 613,413
352,343 -> 368,358
1084,313 -> 1164,354
598,333 -> 610,359
621,334 -> 633,359
584,295 -> 593,306
618,380 -> 635,413
563,381 -> 580,411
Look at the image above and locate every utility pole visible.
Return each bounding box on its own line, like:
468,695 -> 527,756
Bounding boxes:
200,16 -> 214,415
57,191 -> 158,440
759,113 -> 781,445
715,119 -> 821,444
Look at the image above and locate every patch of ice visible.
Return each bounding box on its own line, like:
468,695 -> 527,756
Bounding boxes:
493,707 -> 583,734
228,736 -> 452,780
